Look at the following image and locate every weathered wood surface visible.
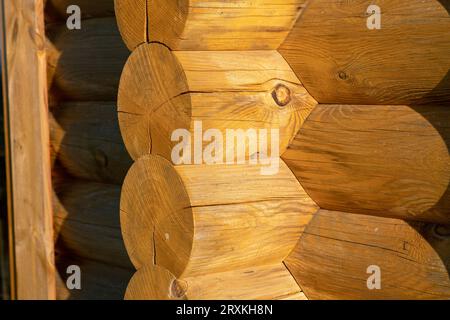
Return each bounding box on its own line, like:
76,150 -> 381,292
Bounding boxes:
282,104 -> 450,224
115,0 -> 308,50
53,182 -> 134,269
286,209 -> 450,300
50,102 -> 132,185
118,43 -> 317,161
2,0 -> 56,300
279,0 -> 450,104
46,17 -> 129,101
125,264 -> 306,300
120,155 -> 318,276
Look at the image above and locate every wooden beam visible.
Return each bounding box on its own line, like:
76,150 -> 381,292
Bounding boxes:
282,104 -> 450,224
1,0 -> 55,299
118,43 -> 317,161
279,0 -> 450,105
125,264 -> 307,300
120,155 -> 318,275
115,0 -> 308,51
286,209 -> 450,300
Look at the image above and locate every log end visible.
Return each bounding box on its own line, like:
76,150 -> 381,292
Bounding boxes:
125,265 -> 184,300
114,0 -> 148,50
120,155 -> 194,275
118,43 -> 191,160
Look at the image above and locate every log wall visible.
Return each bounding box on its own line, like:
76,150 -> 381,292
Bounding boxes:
44,0 -> 134,300
113,0 -> 449,300
114,0 -> 322,300
34,0 -> 450,300
278,0 -> 450,299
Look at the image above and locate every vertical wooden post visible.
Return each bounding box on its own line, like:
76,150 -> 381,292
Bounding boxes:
0,0 -> 55,300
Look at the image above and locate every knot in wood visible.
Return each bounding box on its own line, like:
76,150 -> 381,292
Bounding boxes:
434,225 -> 450,237
170,279 -> 187,299
338,71 -> 348,81
272,84 -> 291,107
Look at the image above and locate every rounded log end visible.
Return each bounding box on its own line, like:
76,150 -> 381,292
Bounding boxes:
120,155 -> 194,275
115,0 -> 189,50
125,265 -> 185,300
118,43 -> 191,160
147,0 -> 188,49
114,0 -> 149,50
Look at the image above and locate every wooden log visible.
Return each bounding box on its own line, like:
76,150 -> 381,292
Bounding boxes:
55,255 -> 133,300
279,0 -> 450,105
50,102 -> 133,185
53,181 -> 134,270
46,17 -> 129,101
114,0 -> 147,50
125,264 -> 306,300
282,104 -> 450,224
46,0 -> 115,20
120,155 -> 318,276
115,0 -> 308,51
118,43 -> 317,161
286,209 -> 450,300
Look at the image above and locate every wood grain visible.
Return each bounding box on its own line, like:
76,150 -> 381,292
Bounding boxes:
286,209 -> 450,300
120,155 -> 318,277
115,0 -> 308,50
118,43 -> 317,161
46,17 -> 128,101
1,0 -> 56,299
279,0 -> 450,104
50,102 -> 132,184
282,104 -> 450,223
114,0 -> 147,50
125,264 -> 307,300
53,182 -> 134,270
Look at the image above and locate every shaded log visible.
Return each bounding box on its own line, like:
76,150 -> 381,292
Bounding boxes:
54,181 -> 134,270
47,0 -> 115,20
55,255 -> 133,300
50,102 -> 133,185
46,17 -> 129,101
